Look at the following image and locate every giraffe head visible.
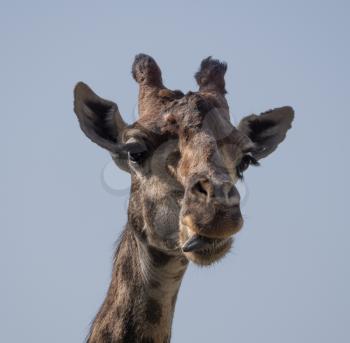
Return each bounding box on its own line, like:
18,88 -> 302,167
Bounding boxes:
74,54 -> 294,266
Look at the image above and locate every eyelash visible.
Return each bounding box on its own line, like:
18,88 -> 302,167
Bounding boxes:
236,154 -> 259,180
128,150 -> 148,163
126,142 -> 150,164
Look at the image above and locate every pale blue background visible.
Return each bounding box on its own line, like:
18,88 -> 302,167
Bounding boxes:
1,1 -> 349,342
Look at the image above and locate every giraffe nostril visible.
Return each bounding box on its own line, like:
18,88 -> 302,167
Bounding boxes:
194,181 -> 208,196
224,183 -> 240,206
213,182 -> 240,206
191,179 -> 211,199
191,179 -> 239,206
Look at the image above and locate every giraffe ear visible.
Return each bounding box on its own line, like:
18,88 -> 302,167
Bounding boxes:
74,82 -> 130,172
238,106 -> 294,160
74,82 -> 127,151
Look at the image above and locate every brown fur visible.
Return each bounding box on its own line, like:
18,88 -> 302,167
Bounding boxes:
73,54 -> 294,342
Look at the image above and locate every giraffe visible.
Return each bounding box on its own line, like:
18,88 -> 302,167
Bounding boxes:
73,54 -> 294,343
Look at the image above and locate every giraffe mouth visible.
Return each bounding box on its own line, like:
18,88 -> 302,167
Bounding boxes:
180,230 -> 233,265
179,221 -> 236,265
182,234 -> 231,253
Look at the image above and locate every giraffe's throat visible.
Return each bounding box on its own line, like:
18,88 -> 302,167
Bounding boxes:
87,227 -> 188,343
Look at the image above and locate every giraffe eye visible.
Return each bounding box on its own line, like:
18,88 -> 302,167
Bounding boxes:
124,141 -> 149,164
128,150 -> 148,163
236,154 -> 259,179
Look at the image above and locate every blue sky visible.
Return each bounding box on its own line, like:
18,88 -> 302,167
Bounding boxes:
1,1 -> 349,342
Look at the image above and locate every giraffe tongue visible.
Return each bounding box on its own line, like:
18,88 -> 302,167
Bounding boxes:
182,235 -> 211,252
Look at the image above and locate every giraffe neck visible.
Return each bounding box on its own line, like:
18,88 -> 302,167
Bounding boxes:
87,225 -> 188,343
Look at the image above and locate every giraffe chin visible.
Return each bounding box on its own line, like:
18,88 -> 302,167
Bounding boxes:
179,223 -> 234,266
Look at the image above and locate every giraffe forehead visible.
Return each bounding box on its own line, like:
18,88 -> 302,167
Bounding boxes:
128,89 -> 219,127
125,93 -> 248,159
